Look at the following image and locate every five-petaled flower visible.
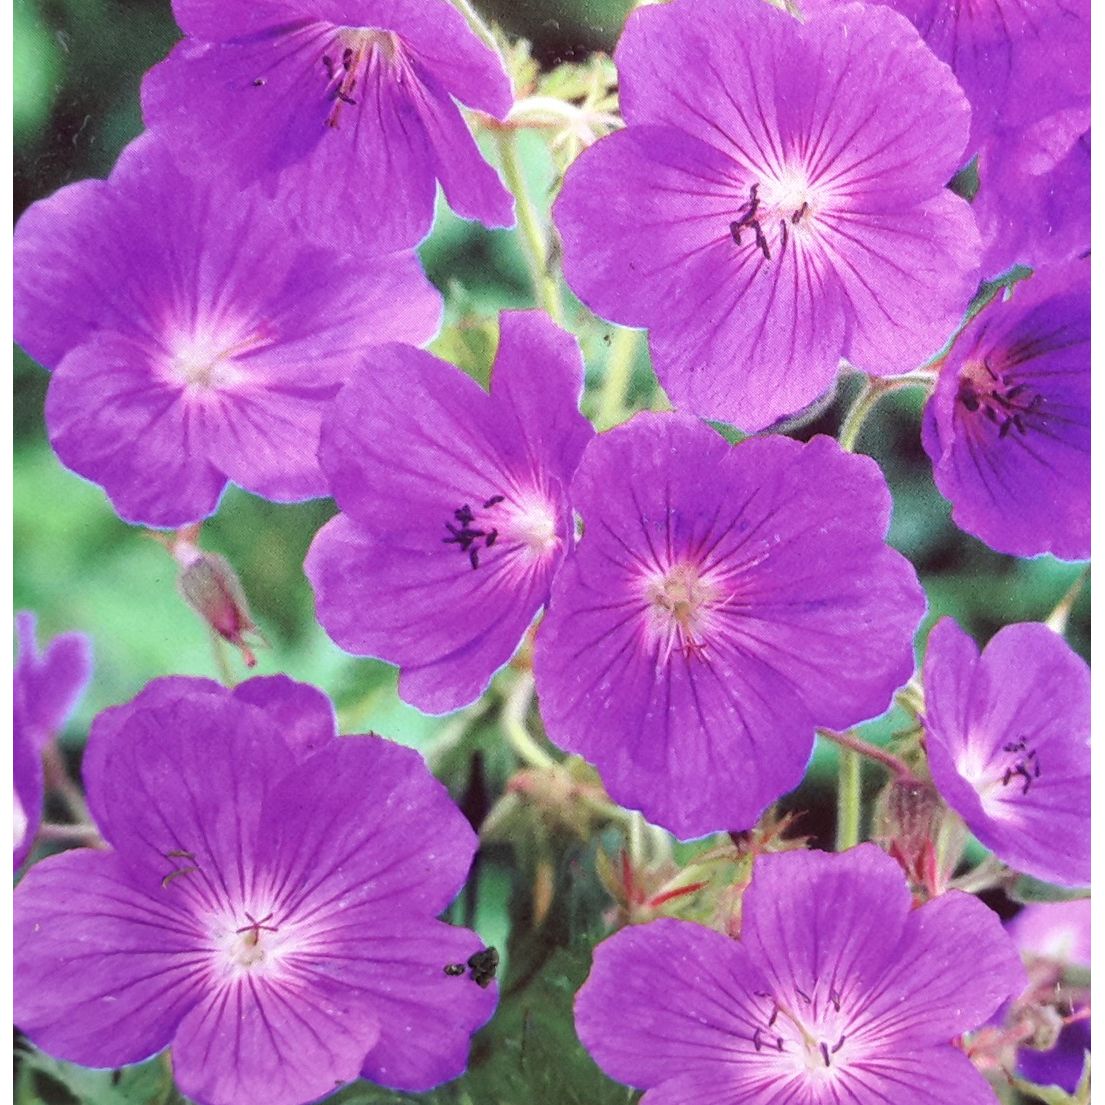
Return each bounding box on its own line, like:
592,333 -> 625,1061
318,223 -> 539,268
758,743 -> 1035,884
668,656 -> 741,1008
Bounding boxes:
306,310 -> 594,714
921,262 -> 1089,560
14,675 -> 496,1105
922,617 -> 1090,887
13,134 -> 442,528
576,844 -> 1026,1104
555,0 -> 980,431
533,413 -> 925,839
142,0 -> 516,250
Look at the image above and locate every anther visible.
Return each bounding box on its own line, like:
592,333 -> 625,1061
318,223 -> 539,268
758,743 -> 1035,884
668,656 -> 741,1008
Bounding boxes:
342,47 -> 354,70
322,55 -> 336,78
820,1042 -> 831,1067
775,1036 -> 784,1052
831,1035 -> 846,1054
469,548 -> 480,570
337,92 -> 358,105
791,201 -> 809,225
753,222 -> 771,261
486,529 -> 498,547
483,495 -> 505,509
779,218 -> 789,252
767,1005 -> 779,1028
752,1028 -> 764,1052
829,987 -> 842,1012
795,986 -> 811,1004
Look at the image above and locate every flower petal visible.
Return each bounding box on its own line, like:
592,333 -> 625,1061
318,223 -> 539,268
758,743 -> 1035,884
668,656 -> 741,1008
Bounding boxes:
171,970 -> 380,1105
232,675 -> 338,763
14,849 -> 208,1067
575,917 -> 767,1090
14,611 -> 92,749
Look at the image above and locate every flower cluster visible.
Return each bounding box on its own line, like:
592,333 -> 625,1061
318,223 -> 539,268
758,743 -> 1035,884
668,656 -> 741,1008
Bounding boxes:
12,0 -> 1090,1103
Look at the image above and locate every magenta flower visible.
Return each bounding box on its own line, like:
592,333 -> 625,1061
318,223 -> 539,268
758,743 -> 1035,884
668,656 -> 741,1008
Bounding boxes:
554,0 -> 979,431
306,311 -> 594,714
923,618 -> 1090,887
14,134 -> 441,528
921,262 -> 1089,560
14,675 -> 495,1105
576,845 -> 1026,1104
142,0 -> 515,250
807,0 -> 1089,153
13,612 -> 92,869
532,413 -> 925,839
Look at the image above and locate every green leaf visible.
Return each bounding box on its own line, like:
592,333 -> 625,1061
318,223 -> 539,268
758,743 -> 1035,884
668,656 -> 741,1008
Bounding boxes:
16,1048 -> 173,1105
1008,875 -> 1091,905
1009,1073 -> 1079,1105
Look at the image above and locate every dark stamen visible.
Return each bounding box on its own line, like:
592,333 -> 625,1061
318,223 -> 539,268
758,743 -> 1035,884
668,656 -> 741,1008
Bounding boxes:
469,548 -> 479,570
831,1035 -> 846,1054
754,222 -> 771,260
483,495 -> 505,509
323,55 -> 336,78
752,1028 -> 763,1052
791,201 -> 809,225
342,47 -> 354,70
820,1042 -> 831,1067
337,92 -> 357,105
729,221 -> 743,246
486,529 -> 498,547
779,218 -> 789,252
829,987 -> 842,1012
767,1005 -> 779,1027
795,987 -> 811,1004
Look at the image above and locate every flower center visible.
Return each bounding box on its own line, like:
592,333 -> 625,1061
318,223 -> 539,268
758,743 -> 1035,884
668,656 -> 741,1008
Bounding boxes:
169,327 -> 273,391
746,985 -> 851,1079
728,171 -> 818,263
321,29 -> 401,129
960,735 -> 1042,815
226,911 -> 280,971
645,562 -> 719,665
442,492 -> 559,570
956,356 -> 1042,438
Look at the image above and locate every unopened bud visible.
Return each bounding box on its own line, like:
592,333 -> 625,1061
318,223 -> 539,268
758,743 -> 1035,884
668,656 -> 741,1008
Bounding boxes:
177,549 -> 260,667
875,778 -> 944,890
1017,1003 -> 1065,1052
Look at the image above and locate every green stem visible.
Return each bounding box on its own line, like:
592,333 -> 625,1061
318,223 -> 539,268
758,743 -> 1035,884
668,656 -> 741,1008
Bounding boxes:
837,373 -> 931,453
596,327 -> 640,429
817,726 -> 918,782
835,747 -> 862,850
501,672 -> 557,770
209,628 -> 236,687
447,0 -> 500,53
494,128 -> 563,322
1045,565 -> 1090,637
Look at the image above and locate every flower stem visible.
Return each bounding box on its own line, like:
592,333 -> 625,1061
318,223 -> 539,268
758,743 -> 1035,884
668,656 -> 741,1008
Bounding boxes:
38,821 -> 106,847
209,628 -> 236,687
817,726 -> 918,782
835,747 -> 862,850
494,128 -> 563,322
1045,565 -> 1090,637
41,743 -> 91,825
596,326 -> 640,429
501,671 -> 557,770
837,373 -> 932,453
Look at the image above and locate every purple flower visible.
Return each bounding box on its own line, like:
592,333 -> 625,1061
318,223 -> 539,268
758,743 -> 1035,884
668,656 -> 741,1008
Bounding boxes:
13,612 -> 92,869
922,618 -> 1090,887
532,413 -> 925,839
14,675 -> 495,1105
142,0 -> 515,250
576,844 -> 1026,1103
554,0 -> 979,431
975,118 -> 1090,276
807,0 -> 1089,153
14,134 -> 442,528
306,311 -> 594,714
1009,901 -> 1090,1091
921,262 -> 1089,560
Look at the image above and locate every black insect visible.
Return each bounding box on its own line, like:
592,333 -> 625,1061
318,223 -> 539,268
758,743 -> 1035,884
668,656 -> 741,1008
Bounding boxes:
443,946 -> 499,987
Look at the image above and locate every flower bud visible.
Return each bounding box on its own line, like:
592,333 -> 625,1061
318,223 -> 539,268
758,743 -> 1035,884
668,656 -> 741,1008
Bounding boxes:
176,548 -> 260,667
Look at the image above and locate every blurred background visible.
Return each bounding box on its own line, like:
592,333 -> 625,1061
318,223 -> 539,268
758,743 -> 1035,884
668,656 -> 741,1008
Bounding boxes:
13,2 -> 1089,1103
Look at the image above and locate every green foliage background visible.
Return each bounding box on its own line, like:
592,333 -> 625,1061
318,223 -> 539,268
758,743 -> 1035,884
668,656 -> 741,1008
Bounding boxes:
13,2 -> 1089,1104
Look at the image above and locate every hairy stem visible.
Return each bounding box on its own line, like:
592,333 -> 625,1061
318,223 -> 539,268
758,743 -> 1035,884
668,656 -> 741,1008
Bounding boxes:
835,747 -> 862,850
596,326 -> 641,429
817,726 -> 918,782
494,128 -> 563,322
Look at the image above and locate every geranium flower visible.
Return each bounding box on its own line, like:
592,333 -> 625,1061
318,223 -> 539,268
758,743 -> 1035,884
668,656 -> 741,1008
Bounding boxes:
975,119 -> 1090,276
806,0 -> 1089,152
142,0 -> 515,250
554,0 -> 979,431
576,844 -> 1026,1104
14,675 -> 496,1105
13,612 -> 92,869
532,413 -> 925,839
922,617 -> 1090,887
1009,900 -> 1091,1092
921,262 -> 1089,560
14,134 -> 442,528
306,310 -> 594,714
